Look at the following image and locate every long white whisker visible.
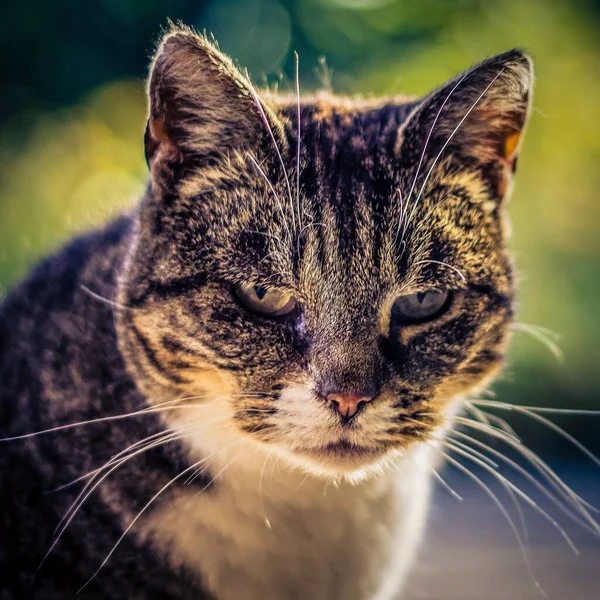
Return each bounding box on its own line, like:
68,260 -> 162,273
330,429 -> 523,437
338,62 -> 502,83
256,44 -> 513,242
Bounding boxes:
259,449 -> 275,528
35,429 -> 190,583
78,458 -> 204,592
194,445 -> 249,496
446,437 -> 499,468
445,440 -> 579,557
432,443 -> 546,597
514,322 -> 563,362
81,285 -> 133,311
428,462 -> 463,501
50,428 -> 181,493
413,259 -> 466,282
446,434 -> 530,542
455,415 -> 597,514
0,394 -> 268,441
406,68 -> 506,229
51,419 -> 234,554
79,435 -> 250,592
248,154 -> 293,246
398,70 -> 471,242
464,400 -> 518,438
472,398 -> 600,417
454,415 -> 521,444
470,401 -> 600,468
295,50 -> 303,235
450,430 -> 600,536
247,84 -> 296,234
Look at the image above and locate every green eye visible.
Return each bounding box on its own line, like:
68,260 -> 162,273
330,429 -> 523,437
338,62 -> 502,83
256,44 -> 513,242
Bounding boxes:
393,289 -> 451,324
235,283 -> 297,317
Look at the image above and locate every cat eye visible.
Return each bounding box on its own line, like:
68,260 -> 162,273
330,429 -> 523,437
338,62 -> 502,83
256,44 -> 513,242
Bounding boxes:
392,289 -> 452,324
235,282 -> 297,317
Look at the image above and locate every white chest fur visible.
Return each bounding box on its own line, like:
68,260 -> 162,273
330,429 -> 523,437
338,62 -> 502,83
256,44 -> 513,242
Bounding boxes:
141,441 -> 433,600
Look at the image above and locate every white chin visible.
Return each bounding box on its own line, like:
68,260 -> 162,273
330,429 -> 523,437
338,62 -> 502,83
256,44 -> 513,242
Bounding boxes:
283,442 -> 392,479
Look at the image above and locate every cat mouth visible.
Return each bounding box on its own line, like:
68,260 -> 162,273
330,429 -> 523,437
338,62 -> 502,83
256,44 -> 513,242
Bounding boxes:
299,440 -> 385,469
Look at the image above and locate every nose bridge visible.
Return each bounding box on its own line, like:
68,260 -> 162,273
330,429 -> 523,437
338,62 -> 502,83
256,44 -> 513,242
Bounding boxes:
311,334 -> 381,396
307,277 -> 383,393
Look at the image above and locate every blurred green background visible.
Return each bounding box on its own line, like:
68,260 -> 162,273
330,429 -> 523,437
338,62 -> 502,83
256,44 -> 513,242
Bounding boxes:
1,0 -> 599,453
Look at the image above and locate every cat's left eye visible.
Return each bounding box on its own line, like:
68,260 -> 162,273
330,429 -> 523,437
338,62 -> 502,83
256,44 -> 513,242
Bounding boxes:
235,283 -> 297,317
392,289 -> 452,325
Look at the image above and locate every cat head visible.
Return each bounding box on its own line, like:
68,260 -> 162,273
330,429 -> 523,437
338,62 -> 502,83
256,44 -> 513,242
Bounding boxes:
117,26 -> 532,476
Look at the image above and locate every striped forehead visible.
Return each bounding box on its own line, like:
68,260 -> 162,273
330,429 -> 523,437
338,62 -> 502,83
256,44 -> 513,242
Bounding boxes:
216,102 -> 496,297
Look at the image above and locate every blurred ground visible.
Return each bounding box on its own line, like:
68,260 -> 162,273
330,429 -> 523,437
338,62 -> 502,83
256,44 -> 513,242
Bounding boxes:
408,466 -> 600,599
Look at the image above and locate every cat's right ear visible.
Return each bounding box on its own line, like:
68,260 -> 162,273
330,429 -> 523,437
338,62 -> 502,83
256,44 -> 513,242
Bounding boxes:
145,26 -> 279,187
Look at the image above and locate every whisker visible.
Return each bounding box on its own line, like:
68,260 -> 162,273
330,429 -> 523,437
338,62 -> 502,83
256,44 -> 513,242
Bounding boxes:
450,430 -> 600,536
78,435 -> 251,592
247,229 -> 288,252
50,428 -> 181,493
405,68 -> 506,230
54,415 -> 233,495
52,418 -> 233,547
77,458 -> 205,592
514,322 -> 563,362
80,284 -> 133,312
446,434 -> 529,542
247,83 -> 296,234
413,259 -> 466,282
294,50 -> 303,234
428,462 -> 463,501
472,398 -> 600,417
454,415 -> 521,444
432,443 -> 546,597
445,437 -> 499,468
0,394 -> 268,441
454,415 -> 597,514
470,401 -> 600,468
464,400 -> 517,438
248,154 -> 293,246
259,449 -> 275,528
193,443 -> 249,496
185,450 -> 223,486
398,70 -> 471,242
35,429 -> 188,583
444,439 -> 579,556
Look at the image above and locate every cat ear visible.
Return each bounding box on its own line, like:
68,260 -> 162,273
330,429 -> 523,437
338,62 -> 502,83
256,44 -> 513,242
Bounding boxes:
401,49 -> 533,201
145,26 -> 278,185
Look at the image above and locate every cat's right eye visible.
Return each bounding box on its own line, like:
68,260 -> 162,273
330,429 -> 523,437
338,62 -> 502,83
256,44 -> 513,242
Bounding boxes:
235,282 -> 297,317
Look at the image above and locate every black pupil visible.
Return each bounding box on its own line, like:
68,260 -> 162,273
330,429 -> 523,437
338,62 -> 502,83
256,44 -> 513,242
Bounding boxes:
254,285 -> 267,300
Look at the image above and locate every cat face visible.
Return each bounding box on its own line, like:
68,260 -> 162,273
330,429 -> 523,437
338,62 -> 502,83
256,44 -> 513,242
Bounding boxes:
117,27 -> 532,475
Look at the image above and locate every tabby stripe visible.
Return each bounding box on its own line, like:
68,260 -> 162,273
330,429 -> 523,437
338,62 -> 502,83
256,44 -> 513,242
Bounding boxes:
129,273 -> 208,307
160,335 -> 210,359
130,323 -> 188,384
161,334 -> 245,372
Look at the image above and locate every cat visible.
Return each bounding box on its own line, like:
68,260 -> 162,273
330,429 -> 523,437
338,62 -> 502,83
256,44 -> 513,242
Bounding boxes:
0,24 -> 533,600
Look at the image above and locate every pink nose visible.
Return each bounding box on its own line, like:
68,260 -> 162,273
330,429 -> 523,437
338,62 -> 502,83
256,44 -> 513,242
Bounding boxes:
326,393 -> 373,420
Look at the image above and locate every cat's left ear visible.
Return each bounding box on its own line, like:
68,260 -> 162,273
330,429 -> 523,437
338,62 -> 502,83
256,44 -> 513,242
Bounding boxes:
400,49 -> 533,201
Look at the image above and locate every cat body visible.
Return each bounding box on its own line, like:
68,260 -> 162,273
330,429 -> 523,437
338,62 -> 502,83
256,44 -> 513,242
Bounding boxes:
0,26 -> 532,599
0,220 -> 429,599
